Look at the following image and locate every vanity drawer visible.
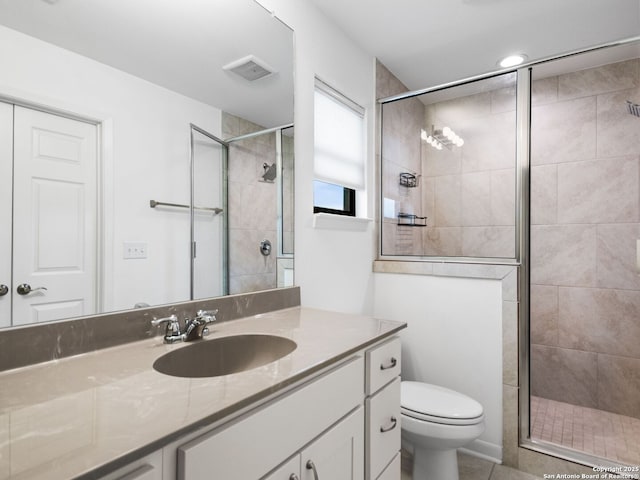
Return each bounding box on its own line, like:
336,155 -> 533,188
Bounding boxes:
178,356 -> 364,480
366,377 -> 401,480
366,336 -> 401,395
376,452 -> 400,480
97,451 -> 163,480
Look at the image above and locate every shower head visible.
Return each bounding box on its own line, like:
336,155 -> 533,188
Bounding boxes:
262,162 -> 277,182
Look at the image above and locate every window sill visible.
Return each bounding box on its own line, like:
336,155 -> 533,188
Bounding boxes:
313,213 -> 372,231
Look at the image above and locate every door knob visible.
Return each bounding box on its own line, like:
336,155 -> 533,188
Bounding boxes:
16,284 -> 48,295
0,284 -> 8,296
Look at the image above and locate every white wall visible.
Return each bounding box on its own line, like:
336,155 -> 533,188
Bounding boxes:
0,25 -> 221,314
256,0 -> 377,315
373,272 -> 504,461
257,2 -> 506,460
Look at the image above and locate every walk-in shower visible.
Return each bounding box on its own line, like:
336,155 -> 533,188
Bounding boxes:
188,118 -> 294,300
222,113 -> 294,295
528,43 -> 640,467
379,38 -> 640,469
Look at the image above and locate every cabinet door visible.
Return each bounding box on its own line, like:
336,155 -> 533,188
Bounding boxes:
263,455 -> 300,480
179,357 -> 364,480
301,406 -> 364,480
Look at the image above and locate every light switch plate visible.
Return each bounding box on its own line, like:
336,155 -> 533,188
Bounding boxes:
123,242 -> 147,259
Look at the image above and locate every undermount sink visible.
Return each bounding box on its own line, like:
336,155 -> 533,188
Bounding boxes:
152,334 -> 297,378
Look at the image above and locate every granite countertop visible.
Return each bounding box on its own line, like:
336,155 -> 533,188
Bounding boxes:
0,307 -> 405,480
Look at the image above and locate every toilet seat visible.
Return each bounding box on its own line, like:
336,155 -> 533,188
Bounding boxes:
401,381 -> 484,426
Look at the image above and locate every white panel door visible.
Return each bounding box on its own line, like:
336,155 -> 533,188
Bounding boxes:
12,106 -> 97,325
0,102 -> 12,328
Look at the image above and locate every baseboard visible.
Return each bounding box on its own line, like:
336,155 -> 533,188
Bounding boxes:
459,439 -> 502,464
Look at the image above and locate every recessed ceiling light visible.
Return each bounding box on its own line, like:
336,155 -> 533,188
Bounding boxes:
498,54 -> 528,68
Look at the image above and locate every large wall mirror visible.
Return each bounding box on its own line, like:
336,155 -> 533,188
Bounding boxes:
0,0 -> 294,329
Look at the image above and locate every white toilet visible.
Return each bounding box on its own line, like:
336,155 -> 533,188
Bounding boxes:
401,381 -> 485,480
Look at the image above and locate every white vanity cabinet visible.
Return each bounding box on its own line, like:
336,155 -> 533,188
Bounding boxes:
365,337 -> 402,480
177,356 -> 365,480
263,407 -> 364,480
97,335 -> 402,480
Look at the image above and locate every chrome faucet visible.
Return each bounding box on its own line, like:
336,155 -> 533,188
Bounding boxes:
151,314 -> 182,344
183,309 -> 218,342
151,310 -> 218,344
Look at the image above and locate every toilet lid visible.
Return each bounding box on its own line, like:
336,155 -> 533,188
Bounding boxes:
401,381 -> 484,425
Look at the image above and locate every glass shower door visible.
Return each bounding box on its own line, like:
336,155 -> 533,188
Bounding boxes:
191,126 -> 227,299
528,43 -> 640,465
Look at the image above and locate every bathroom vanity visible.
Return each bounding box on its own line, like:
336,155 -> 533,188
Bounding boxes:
0,305 -> 405,480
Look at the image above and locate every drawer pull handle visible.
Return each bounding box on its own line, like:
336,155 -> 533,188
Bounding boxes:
306,460 -> 320,480
380,357 -> 397,370
380,416 -> 398,433
289,475 -> 299,480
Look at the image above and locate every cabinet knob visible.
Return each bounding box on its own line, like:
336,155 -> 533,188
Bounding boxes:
0,284 -> 8,296
306,460 -> 320,480
289,475 -> 299,480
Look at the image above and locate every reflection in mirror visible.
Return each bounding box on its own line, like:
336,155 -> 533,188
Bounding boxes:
0,0 -> 294,328
223,115 -> 294,295
191,126 -> 228,300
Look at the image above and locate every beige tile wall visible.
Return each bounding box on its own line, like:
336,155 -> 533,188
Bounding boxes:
422,81 -> 517,258
223,113 -> 279,294
379,61 -> 426,256
529,58 -> 640,419
380,62 -> 518,259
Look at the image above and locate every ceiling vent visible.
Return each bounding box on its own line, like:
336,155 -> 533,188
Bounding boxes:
223,55 -> 275,81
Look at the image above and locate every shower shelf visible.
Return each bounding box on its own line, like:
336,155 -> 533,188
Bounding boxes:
399,172 -> 419,188
397,213 -> 427,227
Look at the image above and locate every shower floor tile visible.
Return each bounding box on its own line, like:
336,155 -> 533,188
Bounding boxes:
531,396 -> 640,466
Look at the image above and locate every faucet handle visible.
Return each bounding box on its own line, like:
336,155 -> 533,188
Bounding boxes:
197,309 -> 218,323
151,314 -> 182,343
151,314 -> 179,327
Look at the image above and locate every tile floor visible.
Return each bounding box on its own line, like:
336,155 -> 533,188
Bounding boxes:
401,451 -> 542,480
531,396 -> 640,465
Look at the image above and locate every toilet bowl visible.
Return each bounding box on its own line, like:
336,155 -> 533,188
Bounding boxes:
401,381 -> 485,480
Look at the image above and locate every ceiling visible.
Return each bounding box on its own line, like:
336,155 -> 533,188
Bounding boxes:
0,0 -> 294,128
308,0 -> 640,93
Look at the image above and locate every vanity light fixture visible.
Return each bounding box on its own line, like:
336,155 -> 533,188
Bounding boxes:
421,126 -> 464,151
498,54 -> 528,68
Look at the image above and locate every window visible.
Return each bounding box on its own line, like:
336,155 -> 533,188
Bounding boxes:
313,180 -> 356,216
313,78 -> 365,217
